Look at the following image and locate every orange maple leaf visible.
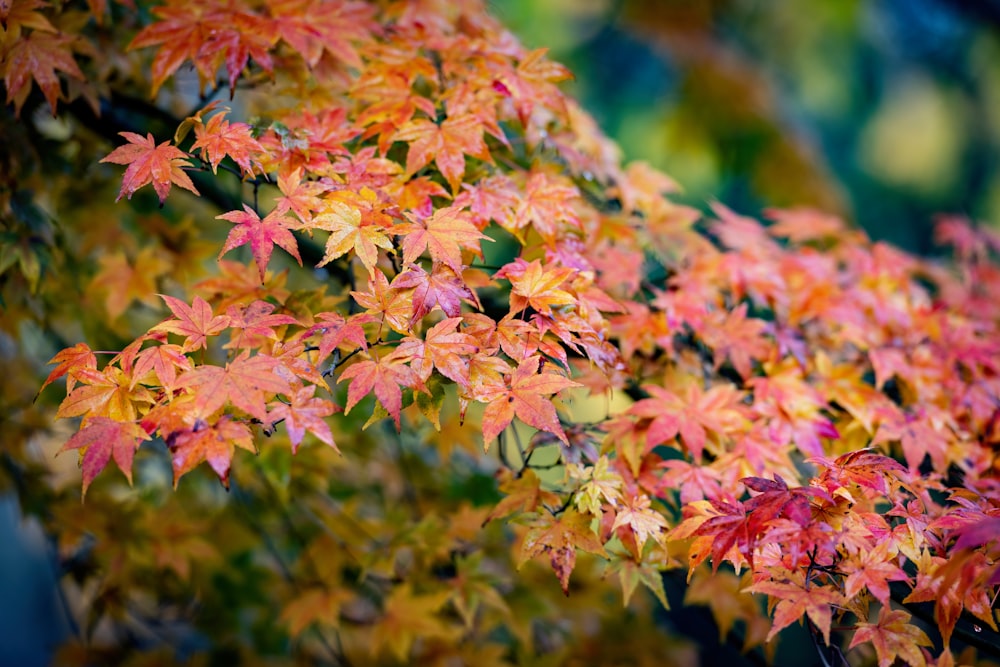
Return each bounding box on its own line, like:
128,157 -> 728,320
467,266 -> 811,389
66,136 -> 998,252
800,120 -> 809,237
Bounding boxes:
395,114 -> 491,193
480,354 -> 580,447
749,578 -> 843,645
190,109 -> 263,176
2,30 -> 83,115
40,342 -> 96,396
517,508 -> 607,595
268,384 -> 340,454
397,206 -> 487,272
175,352 -> 292,421
312,197 -> 392,278
848,607 -> 931,667
395,317 -> 477,386
500,258 -> 576,315
166,415 -> 255,488
101,132 -> 199,204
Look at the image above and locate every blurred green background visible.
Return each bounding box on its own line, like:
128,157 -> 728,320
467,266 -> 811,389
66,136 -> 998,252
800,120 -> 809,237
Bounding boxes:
493,0 -> 1000,253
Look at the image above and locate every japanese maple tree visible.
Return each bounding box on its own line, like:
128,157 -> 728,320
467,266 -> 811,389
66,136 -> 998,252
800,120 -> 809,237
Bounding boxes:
2,0 -> 999,666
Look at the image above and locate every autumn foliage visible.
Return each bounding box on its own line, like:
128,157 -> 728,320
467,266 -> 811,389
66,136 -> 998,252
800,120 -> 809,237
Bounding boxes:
2,0 -> 1000,665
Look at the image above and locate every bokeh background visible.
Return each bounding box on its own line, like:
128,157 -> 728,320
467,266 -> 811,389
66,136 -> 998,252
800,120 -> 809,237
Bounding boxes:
494,0 -> 1000,252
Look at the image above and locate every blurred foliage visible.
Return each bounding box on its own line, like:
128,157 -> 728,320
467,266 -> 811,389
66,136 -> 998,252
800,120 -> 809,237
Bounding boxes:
496,0 -> 1000,252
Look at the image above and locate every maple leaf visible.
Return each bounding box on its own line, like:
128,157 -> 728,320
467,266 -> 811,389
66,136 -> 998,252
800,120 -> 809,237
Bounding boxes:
101,132 -> 199,204
513,171 -> 581,244
268,384 -> 340,454
397,206 -> 487,272
175,352 -> 292,421
484,468 -> 560,523
60,417 -> 151,498
268,0 -> 374,69
166,415 -> 255,488
351,270 -> 413,335
840,542 -> 909,605
849,607 -> 931,667
89,247 -> 172,320
151,294 -> 230,352
307,311 -> 373,360
480,355 -> 581,448
40,342 -> 96,396
573,455 -> 624,516
810,448 -> 908,497
518,508 -> 608,595
190,109 -> 263,176
629,382 -> 747,461
872,405 -> 954,471
280,587 -> 350,637
312,198 -> 392,278
337,349 -> 417,430
217,206 -> 302,283
56,366 -> 155,422
610,493 -> 669,552
131,343 -> 192,392
370,583 -> 460,661
392,263 -> 477,325
749,578 -> 844,645
608,553 -> 670,609
499,258 -> 576,315
396,317 -> 477,386
2,30 -> 83,115
394,114 -> 491,192
1,0 -> 57,40
224,300 -> 299,350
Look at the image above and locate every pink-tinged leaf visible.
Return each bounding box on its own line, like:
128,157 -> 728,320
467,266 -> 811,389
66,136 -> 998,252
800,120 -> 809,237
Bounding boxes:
337,349 -> 417,430
39,342 -> 96,396
190,109 -> 263,176
481,355 -> 581,448
166,416 -> 255,489
397,206 -> 487,272
224,300 -> 300,349
100,132 -> 198,203
218,205 -> 302,283
151,295 -> 230,352
268,384 -> 340,454
60,417 -> 150,498
175,353 -> 292,421
307,312 -> 374,360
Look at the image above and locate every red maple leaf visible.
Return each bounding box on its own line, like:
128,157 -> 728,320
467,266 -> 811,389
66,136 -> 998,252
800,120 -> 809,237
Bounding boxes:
218,205 -> 303,283
224,300 -> 300,349
395,317 -> 477,386
131,343 -> 192,392
40,342 -> 96,395
306,311 -> 373,361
